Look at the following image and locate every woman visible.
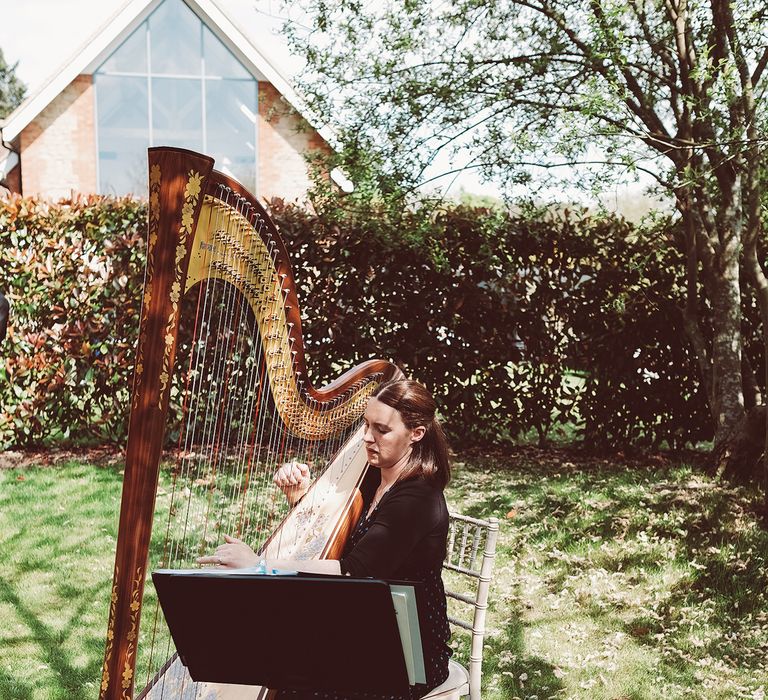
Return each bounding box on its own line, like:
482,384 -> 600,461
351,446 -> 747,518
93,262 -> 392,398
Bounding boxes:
199,379 -> 452,699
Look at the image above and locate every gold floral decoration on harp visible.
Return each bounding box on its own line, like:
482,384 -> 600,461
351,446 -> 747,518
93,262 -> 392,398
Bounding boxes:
120,566 -> 144,698
158,170 -> 203,407
132,164 -> 162,410
100,567 -> 119,695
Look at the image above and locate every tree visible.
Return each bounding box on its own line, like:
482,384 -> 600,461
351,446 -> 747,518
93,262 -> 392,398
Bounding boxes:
0,48 -> 26,119
285,0 -> 768,457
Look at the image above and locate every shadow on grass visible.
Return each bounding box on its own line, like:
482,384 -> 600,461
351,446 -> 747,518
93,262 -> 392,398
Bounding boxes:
640,483 -> 768,623
0,576 -> 108,700
452,452 -> 768,694
0,668 -> 34,700
481,594 -> 566,698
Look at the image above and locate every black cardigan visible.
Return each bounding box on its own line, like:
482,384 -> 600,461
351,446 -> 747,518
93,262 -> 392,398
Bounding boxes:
340,468 -> 449,579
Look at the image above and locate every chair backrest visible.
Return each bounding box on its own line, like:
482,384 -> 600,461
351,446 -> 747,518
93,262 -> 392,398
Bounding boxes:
443,512 -> 500,700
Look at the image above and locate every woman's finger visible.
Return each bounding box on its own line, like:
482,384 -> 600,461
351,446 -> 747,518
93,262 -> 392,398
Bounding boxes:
274,466 -> 292,484
196,555 -> 221,565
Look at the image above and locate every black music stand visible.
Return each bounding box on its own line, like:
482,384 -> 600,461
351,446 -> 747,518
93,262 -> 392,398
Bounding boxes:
152,570 -> 414,694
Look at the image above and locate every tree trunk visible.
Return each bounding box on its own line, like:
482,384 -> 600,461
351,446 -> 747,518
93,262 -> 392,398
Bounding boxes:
676,187 -> 745,445
719,405 -> 766,485
709,269 -> 746,443
678,197 -> 715,420
741,353 -> 761,410
743,213 -> 768,516
704,165 -> 746,446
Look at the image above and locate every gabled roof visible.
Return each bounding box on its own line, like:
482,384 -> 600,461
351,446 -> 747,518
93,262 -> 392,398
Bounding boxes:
0,0 -> 326,146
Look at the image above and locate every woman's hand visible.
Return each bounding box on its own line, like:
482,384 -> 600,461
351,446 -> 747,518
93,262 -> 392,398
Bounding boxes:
274,461 -> 312,505
196,534 -> 259,569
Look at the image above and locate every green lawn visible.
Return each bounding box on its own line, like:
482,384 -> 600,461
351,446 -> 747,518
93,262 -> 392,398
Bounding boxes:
0,459 -> 120,699
0,449 -> 767,699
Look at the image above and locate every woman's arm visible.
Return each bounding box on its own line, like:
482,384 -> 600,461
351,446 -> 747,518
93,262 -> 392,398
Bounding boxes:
197,463 -> 314,568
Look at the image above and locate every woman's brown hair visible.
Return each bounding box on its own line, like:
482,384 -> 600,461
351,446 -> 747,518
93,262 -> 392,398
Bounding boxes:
371,379 -> 451,490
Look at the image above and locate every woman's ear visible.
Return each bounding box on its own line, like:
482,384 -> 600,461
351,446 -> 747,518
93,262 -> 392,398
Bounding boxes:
411,425 -> 426,443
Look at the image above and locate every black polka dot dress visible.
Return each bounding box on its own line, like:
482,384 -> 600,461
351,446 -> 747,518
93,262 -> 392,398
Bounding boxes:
276,469 -> 451,700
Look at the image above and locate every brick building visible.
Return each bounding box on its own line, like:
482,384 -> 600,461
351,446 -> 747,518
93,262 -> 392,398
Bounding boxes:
0,0 -> 333,202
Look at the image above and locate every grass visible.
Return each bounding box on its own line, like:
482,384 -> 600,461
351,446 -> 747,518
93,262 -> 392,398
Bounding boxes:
1,448 -> 767,699
447,448 -> 768,700
0,460 -> 120,699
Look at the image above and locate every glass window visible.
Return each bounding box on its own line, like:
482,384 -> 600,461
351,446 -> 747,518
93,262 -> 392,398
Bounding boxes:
99,24 -> 147,74
206,79 -> 257,187
152,77 -> 203,150
94,0 -> 260,194
149,0 -> 201,76
203,26 -> 250,79
95,75 -> 150,195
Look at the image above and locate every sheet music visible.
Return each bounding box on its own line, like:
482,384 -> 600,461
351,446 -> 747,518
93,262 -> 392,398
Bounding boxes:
155,559 -> 341,577
389,585 -> 426,685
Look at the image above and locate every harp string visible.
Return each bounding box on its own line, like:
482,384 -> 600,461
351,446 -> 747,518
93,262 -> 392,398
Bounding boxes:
227,207 -> 267,538
260,263 -> 290,542
236,354 -> 268,534
144,263 -> 211,683
198,232 -> 233,546
138,187 -> 379,695
186,195 -> 232,557
214,192 -> 253,525
214,193 -> 254,521
235,211 -> 271,540
143,188 -> 231,688
231,200 -> 273,539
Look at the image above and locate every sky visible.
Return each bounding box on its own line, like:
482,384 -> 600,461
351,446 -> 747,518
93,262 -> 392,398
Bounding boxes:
0,0 -> 507,199
0,0 -> 291,90
0,0 -> 659,211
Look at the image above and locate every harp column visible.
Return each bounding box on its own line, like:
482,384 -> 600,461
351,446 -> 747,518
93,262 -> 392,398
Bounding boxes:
100,149 -> 214,700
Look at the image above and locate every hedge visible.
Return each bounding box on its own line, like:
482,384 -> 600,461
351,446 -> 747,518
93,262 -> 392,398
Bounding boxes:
0,196 -> 145,445
274,201 -> 711,448
0,194 -> 711,449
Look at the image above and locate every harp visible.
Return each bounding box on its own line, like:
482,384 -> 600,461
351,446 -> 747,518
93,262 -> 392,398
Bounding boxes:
99,147 -> 399,700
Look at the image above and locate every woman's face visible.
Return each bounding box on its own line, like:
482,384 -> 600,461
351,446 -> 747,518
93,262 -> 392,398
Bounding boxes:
362,397 -> 424,471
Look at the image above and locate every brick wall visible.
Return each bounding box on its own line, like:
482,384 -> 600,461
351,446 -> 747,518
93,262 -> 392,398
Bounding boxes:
20,75 -> 97,199
258,82 -> 330,203
17,78 -> 326,201
4,163 -> 21,195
